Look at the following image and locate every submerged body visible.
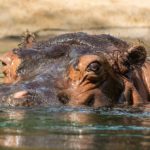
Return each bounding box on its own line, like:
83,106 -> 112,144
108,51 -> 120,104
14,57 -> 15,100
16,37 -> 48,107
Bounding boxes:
0,32 -> 149,107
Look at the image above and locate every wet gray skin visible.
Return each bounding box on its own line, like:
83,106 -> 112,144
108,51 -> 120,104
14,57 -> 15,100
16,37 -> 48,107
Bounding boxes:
0,32 -> 149,107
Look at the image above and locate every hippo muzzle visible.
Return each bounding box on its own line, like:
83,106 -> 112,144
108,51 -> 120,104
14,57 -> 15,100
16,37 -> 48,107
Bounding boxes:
0,50 -> 21,84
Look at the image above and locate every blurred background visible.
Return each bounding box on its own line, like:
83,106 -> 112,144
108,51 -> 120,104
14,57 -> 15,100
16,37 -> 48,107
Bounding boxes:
0,1 -> 150,149
0,0 -> 150,53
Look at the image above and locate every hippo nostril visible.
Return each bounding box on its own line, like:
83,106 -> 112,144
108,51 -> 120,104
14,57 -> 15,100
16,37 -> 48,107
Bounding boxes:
2,62 -> 7,66
3,71 -> 7,76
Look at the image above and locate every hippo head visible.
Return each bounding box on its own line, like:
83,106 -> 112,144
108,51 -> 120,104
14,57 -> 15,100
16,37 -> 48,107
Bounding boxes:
58,52 -> 124,108
0,45 -> 124,107
0,32 -> 147,107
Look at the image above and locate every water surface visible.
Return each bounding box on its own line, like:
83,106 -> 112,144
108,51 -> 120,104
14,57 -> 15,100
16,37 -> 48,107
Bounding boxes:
0,106 -> 150,150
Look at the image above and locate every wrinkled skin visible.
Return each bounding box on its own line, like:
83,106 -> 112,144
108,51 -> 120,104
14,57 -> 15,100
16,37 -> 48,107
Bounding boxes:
131,60 -> 150,101
0,32 -> 149,107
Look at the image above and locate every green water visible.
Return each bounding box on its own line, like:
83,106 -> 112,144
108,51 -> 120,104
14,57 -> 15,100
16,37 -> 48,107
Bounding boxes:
0,106 -> 150,150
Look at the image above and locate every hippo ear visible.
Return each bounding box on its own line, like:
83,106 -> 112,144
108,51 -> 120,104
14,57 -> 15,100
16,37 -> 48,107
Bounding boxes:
127,45 -> 147,66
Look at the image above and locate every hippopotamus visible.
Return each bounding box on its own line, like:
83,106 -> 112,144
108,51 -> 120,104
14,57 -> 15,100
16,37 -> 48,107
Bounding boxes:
131,60 -> 150,101
0,32 -> 149,107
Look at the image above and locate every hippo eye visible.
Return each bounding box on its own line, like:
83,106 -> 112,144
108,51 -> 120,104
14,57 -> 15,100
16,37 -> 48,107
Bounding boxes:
87,62 -> 101,73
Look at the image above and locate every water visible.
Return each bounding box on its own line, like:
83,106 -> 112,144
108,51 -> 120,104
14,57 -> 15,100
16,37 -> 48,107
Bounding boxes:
0,29 -> 150,149
0,106 -> 149,150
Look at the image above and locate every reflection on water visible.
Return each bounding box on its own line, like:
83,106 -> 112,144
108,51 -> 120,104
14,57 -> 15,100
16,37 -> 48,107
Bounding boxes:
0,106 -> 150,150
